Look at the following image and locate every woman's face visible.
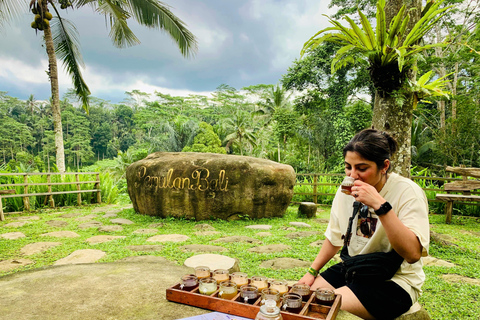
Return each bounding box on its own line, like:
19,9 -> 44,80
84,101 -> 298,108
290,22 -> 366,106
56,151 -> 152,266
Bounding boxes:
344,151 -> 386,190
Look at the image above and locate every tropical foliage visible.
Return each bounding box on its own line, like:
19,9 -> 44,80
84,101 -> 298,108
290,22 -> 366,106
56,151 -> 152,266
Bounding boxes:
301,0 -> 450,97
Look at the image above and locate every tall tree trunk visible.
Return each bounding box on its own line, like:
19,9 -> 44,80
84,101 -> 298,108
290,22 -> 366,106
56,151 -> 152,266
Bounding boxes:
371,0 -> 421,178
435,24 -> 446,130
451,61 -> 458,134
372,92 -> 413,176
42,1 -> 66,173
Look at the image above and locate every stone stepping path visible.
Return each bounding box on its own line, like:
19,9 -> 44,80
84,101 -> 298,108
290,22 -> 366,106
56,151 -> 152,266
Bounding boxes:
180,244 -> 227,252
259,257 -> 310,269
111,218 -> 134,225
54,249 -> 106,265
285,231 -> 321,239
248,244 -> 292,253
132,229 -> 158,234
98,225 -> 123,232
85,235 -> 126,244
147,234 -> 189,242
1,232 -> 26,240
442,274 -> 480,286
149,223 -> 165,228
78,221 -> 103,229
75,214 -> 99,221
422,256 -> 455,267
1,210 -> 474,281
194,231 -> 220,236
20,242 -> 62,255
194,224 -> 216,231
245,224 -> 272,230
289,222 -> 312,228
310,239 -> 325,247
3,221 -> 30,228
40,231 -> 80,238
126,245 -> 163,252
15,216 -> 40,221
256,232 -> 272,237
46,220 -> 69,228
60,213 -> 81,218
0,258 -> 34,272
213,236 -> 261,244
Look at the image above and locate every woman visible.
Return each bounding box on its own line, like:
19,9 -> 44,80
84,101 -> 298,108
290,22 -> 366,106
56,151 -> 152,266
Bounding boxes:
298,129 -> 429,320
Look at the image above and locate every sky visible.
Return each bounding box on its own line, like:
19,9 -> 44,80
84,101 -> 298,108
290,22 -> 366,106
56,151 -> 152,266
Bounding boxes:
0,0 -> 337,104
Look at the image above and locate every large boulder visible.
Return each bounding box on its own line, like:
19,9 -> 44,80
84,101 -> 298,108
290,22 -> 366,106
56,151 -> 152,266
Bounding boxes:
126,152 -> 295,220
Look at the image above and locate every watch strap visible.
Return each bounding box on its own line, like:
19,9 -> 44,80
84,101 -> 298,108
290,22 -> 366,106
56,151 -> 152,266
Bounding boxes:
375,201 -> 392,216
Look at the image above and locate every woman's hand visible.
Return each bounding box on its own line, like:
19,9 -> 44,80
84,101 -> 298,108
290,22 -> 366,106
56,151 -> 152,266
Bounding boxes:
351,180 -> 385,211
297,272 -> 315,286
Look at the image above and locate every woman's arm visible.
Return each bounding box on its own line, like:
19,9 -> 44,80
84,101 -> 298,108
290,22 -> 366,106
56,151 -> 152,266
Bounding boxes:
376,211 -> 423,263
298,238 -> 342,285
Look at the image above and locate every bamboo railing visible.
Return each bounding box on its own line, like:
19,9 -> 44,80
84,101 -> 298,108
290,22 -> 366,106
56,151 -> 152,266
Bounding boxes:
0,172 -> 101,220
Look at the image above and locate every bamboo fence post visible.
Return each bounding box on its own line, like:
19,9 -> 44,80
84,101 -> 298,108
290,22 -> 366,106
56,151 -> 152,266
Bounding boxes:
47,173 -> 55,207
75,173 -> 82,205
0,196 -> 4,221
23,174 -> 30,211
95,173 -> 102,204
313,174 -> 318,204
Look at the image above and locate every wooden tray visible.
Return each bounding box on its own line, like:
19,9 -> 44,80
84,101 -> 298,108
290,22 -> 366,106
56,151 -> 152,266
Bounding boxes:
166,283 -> 341,320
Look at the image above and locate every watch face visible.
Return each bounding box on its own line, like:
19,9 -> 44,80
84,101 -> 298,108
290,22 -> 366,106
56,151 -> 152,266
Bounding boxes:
376,202 -> 392,216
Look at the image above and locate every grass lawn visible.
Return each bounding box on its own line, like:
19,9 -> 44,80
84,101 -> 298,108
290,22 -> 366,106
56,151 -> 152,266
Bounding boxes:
1,203 -> 479,320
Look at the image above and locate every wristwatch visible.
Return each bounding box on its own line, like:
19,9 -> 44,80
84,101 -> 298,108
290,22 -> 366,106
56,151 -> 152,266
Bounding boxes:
375,201 -> 392,216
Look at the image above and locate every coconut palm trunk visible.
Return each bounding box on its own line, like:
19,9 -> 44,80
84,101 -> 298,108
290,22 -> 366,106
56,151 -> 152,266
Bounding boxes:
41,1 -> 66,173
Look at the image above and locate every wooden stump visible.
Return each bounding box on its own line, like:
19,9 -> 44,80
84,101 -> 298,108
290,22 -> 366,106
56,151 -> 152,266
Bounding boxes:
298,202 -> 317,218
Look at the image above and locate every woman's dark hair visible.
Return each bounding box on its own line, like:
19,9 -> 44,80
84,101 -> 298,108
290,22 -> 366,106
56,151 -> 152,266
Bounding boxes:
342,129 -> 398,172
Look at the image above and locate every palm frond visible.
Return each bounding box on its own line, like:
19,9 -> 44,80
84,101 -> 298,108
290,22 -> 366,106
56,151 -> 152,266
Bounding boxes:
51,16 -> 91,112
0,0 -> 29,30
124,0 -> 197,57
95,0 -> 140,48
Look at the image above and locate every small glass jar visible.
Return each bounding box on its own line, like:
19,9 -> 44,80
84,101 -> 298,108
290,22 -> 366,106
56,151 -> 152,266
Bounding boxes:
180,274 -> 198,291
291,283 -> 311,302
218,280 -> 238,300
212,269 -> 230,283
315,288 -> 335,306
251,276 -> 269,291
282,293 -> 303,313
341,176 -> 355,194
255,299 -> 283,320
194,266 -> 211,279
269,280 -> 288,296
261,288 -> 281,307
240,285 -> 259,304
230,272 -> 249,287
199,277 -> 217,295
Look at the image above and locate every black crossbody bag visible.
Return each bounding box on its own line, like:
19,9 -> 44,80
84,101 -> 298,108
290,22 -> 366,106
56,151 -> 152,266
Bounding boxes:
339,201 -> 404,284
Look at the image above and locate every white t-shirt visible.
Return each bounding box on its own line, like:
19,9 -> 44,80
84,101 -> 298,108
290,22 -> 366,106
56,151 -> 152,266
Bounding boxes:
325,173 -> 430,303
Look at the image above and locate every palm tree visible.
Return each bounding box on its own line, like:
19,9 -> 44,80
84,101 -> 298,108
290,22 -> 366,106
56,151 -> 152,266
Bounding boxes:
254,84 -> 292,124
222,110 -> 257,156
1,0 -> 197,172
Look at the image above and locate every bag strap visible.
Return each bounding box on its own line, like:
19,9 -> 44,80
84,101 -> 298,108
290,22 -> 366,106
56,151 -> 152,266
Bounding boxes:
341,201 -> 362,259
